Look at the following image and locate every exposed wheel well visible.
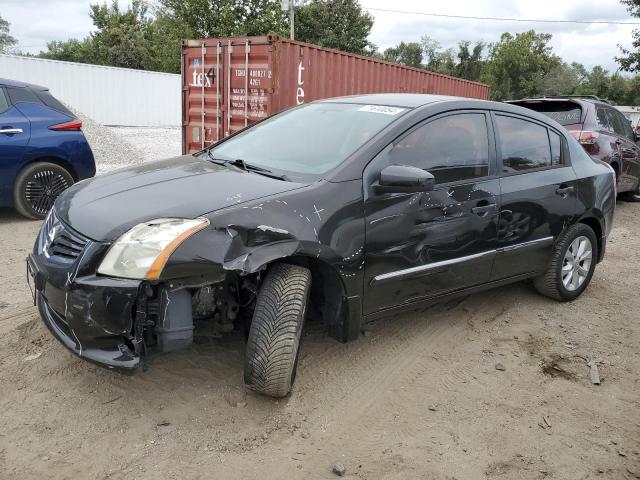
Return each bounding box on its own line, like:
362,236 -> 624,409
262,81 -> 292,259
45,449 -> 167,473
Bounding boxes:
270,256 -> 351,341
579,216 -> 603,262
21,157 -> 78,181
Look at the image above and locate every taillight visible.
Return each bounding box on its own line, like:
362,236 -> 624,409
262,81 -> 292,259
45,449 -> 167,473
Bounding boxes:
49,120 -> 82,131
569,130 -> 599,145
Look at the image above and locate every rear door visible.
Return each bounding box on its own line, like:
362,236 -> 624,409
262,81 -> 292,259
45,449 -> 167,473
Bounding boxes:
363,110 -> 500,314
606,107 -> 640,191
0,87 -> 31,205
491,112 -> 577,280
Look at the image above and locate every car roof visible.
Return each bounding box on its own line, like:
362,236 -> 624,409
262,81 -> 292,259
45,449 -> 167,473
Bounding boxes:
319,93 -> 472,108
0,78 -> 48,90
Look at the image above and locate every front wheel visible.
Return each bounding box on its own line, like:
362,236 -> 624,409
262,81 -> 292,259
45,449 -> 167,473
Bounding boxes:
244,263 -> 311,398
533,224 -> 597,301
13,162 -> 74,220
621,182 -> 640,202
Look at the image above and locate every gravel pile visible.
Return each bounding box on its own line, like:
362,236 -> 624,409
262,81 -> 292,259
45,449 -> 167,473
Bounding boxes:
107,126 -> 181,164
72,109 -> 147,174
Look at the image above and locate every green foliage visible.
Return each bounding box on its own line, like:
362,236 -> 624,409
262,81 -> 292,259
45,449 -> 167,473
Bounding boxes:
27,0 -> 639,104
455,40 -> 485,81
617,0 -> 640,72
40,1 -> 157,70
159,0 -> 288,39
0,14 -> 17,53
295,0 -> 374,54
482,31 -> 560,101
383,42 -> 423,68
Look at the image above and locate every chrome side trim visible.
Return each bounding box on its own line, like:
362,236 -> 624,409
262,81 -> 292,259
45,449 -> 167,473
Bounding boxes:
372,250 -> 496,284
371,236 -> 555,285
497,236 -> 554,253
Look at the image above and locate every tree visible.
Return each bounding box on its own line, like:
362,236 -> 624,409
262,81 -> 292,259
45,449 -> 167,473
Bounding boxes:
383,42 -> 423,68
159,0 -> 288,39
40,1 -> 156,70
617,0 -> 640,72
418,36 -> 458,76
295,0 -> 374,54
482,30 -> 560,100
454,40 -> 485,81
0,14 -> 17,53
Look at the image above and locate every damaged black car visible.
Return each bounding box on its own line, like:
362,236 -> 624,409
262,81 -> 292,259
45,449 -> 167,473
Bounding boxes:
28,94 -> 616,397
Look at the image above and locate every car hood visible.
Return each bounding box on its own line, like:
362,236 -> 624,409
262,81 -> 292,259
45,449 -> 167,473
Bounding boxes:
55,155 -> 308,242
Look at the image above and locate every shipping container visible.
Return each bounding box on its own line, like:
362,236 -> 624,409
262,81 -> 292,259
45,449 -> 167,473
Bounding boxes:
181,35 -> 491,154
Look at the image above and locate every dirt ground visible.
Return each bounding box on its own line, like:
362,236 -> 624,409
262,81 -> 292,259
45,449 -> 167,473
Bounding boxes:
0,202 -> 638,480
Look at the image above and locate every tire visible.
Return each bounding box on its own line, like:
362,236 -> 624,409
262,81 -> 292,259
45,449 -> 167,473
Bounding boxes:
244,263 -> 311,398
533,223 -> 597,302
13,162 -> 74,220
621,182 -> 640,202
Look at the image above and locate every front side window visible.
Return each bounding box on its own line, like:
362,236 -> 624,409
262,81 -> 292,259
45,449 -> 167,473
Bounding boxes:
607,109 -> 635,141
0,88 -> 9,114
210,102 -> 408,178
385,113 -> 490,184
497,115 -> 552,172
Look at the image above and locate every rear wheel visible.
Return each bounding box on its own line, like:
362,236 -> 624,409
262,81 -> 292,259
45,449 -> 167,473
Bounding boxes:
533,224 -> 597,301
244,263 -> 311,398
13,162 -> 74,220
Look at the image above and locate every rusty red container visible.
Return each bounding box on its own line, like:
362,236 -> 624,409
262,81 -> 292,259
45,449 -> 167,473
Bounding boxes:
182,35 -> 491,154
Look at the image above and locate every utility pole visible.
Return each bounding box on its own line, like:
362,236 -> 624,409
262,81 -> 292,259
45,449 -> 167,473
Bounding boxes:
289,0 -> 295,40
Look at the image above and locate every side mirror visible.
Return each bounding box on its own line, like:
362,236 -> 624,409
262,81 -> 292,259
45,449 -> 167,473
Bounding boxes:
374,165 -> 435,194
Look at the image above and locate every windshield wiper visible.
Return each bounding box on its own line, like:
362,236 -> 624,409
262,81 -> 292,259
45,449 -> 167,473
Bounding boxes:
227,158 -> 289,181
204,153 -> 289,181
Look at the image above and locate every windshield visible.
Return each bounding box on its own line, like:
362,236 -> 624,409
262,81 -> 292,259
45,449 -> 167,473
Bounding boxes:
208,102 -> 408,179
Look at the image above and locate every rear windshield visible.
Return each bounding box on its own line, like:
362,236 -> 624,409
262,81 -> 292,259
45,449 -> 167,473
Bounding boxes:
515,101 -> 583,126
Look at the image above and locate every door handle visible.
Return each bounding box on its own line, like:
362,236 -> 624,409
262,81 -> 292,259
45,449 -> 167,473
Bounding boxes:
0,128 -> 23,135
555,185 -> 575,197
471,203 -> 497,216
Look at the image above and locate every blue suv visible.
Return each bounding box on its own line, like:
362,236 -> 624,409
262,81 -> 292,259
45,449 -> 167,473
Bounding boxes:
0,79 -> 95,219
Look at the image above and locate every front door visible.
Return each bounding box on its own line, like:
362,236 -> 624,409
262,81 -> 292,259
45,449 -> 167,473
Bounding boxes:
363,111 -> 500,314
0,88 -> 30,205
490,113 -> 577,280
606,107 -> 640,191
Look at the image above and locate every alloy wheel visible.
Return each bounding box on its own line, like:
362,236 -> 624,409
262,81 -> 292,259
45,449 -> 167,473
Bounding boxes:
24,169 -> 71,216
561,235 -> 593,292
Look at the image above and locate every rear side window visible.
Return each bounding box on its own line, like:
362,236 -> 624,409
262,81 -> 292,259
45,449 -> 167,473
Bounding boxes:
0,88 -> 9,113
388,113 -> 490,184
34,90 -> 74,117
549,130 -> 562,166
6,86 -> 41,105
517,101 -> 582,126
496,115 -> 552,172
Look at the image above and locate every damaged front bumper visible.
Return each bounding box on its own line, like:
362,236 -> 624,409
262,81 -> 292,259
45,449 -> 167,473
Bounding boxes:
28,254 -> 142,371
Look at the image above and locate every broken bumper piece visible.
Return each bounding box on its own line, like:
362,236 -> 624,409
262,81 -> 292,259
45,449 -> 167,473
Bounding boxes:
37,292 -> 140,370
28,253 -> 142,371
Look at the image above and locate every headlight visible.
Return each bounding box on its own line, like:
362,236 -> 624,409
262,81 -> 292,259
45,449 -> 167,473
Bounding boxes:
97,218 -> 209,280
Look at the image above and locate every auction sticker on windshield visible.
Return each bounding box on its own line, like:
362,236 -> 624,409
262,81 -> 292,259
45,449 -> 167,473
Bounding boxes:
358,105 -> 407,115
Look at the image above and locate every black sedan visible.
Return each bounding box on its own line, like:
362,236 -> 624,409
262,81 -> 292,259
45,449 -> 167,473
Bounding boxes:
28,94 -> 616,397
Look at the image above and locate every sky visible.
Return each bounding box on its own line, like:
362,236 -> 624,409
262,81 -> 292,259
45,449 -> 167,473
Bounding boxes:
0,0 -> 637,72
